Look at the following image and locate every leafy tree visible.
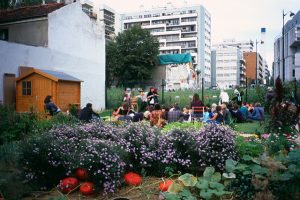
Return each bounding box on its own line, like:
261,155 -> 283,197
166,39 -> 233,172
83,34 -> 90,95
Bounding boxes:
106,25 -> 159,87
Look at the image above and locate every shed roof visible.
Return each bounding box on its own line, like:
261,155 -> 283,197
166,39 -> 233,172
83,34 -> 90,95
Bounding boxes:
0,3 -> 65,24
16,68 -> 82,82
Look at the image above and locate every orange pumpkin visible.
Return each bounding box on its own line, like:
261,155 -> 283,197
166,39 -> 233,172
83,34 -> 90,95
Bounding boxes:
159,179 -> 173,192
75,168 -> 89,180
59,177 -> 79,193
80,182 -> 95,195
124,172 -> 142,186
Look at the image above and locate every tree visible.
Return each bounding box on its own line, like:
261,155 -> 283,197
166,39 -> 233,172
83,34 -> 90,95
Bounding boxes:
106,25 -> 159,87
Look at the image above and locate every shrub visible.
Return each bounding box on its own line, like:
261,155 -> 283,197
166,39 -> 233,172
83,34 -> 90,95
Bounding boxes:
235,136 -> 264,158
162,122 -> 203,133
0,104 -> 38,144
194,124 -> 238,170
20,122 -> 126,193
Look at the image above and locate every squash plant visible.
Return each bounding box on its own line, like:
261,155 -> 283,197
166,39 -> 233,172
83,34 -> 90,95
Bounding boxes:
163,167 -> 231,200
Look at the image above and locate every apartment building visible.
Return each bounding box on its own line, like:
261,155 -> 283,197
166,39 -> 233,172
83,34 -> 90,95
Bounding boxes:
98,4 -> 116,42
274,10 -> 300,81
120,5 -> 211,88
211,45 -> 246,89
222,39 -> 254,52
244,52 -> 264,84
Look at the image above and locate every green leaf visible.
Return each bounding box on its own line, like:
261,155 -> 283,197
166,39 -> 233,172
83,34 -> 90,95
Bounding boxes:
251,157 -> 261,164
235,163 -> 248,171
223,180 -> 232,187
225,159 -> 237,172
242,155 -> 253,161
203,167 -> 215,180
167,182 -> 184,194
222,172 -> 236,179
196,179 -> 209,190
211,172 -> 221,182
200,189 -> 213,200
279,172 -> 294,181
180,189 -> 197,200
178,173 -> 197,187
209,182 -> 225,191
164,192 -> 182,200
242,170 -> 252,175
250,164 -> 269,175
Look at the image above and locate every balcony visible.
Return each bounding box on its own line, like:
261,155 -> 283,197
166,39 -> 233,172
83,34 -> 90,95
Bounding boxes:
290,25 -> 300,47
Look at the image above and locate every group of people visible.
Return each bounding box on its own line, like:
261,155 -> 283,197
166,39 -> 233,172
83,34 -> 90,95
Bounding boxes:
112,89 -> 265,127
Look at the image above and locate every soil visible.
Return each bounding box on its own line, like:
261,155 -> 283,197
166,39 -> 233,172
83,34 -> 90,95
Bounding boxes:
22,177 -> 162,200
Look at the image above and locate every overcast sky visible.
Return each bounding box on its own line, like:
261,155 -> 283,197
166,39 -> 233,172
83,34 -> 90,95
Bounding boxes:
95,0 -> 300,68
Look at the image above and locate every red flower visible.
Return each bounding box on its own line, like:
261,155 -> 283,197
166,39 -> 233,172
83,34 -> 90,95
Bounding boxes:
159,179 -> 173,192
75,168 -> 89,180
80,182 -> 95,195
59,177 -> 79,193
124,172 -> 142,186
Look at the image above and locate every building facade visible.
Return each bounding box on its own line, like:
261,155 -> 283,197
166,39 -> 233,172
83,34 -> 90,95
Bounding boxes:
274,10 -> 300,82
97,4 -> 116,42
211,45 -> 246,89
0,2 -> 106,109
120,4 -> 211,88
244,52 -> 264,84
222,39 -> 254,52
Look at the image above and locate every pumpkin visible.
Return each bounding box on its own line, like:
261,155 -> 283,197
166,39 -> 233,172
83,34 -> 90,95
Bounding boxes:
124,172 -> 142,186
75,168 -> 88,180
59,177 -> 79,193
80,182 -> 95,195
159,179 -> 173,192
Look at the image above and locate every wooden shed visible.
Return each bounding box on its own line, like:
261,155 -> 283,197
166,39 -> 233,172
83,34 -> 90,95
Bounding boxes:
16,68 -> 82,113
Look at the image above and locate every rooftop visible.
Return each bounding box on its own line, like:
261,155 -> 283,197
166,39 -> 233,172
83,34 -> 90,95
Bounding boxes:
0,3 -> 65,24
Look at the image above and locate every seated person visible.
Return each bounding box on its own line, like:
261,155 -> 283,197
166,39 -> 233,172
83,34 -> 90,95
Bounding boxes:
182,106 -> 192,122
44,95 -> 61,115
113,102 -> 132,121
168,105 -> 183,123
79,103 -> 100,122
221,103 -> 231,124
150,104 -> 165,127
240,102 -> 249,119
207,105 -> 224,124
230,104 -> 245,123
202,107 -> 211,122
248,103 -> 264,121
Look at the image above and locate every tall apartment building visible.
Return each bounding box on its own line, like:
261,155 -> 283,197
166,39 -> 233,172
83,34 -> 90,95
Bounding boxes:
120,5 -> 211,88
244,52 -> 264,84
211,45 -> 246,89
274,11 -> 300,81
222,39 -> 254,52
98,4 -> 116,42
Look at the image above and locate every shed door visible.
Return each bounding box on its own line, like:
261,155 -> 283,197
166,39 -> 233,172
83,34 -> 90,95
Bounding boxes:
3,73 -> 16,106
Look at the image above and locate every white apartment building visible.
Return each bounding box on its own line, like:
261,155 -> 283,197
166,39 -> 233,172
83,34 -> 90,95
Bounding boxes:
274,11 -> 300,82
120,5 -> 211,88
211,45 -> 246,89
223,39 -> 254,52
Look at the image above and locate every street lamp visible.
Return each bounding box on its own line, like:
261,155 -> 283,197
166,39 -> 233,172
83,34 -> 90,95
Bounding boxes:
282,10 -> 295,82
255,39 -> 264,85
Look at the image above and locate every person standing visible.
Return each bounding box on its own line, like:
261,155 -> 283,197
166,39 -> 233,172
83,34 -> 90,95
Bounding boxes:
147,87 -> 159,106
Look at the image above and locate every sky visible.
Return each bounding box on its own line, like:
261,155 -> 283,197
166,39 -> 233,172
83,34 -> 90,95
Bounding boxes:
95,0 -> 300,69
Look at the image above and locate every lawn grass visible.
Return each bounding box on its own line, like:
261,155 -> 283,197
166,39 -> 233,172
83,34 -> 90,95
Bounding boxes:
235,121 -> 265,134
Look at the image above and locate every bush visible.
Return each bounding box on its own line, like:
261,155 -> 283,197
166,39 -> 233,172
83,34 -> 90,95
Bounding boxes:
20,122 -> 125,193
194,124 -> 238,170
235,136 -> 264,158
0,104 -> 38,144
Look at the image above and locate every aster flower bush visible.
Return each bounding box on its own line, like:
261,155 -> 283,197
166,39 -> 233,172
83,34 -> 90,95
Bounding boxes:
20,122 -> 126,193
116,122 -> 161,174
194,124 -> 238,170
156,128 -> 195,173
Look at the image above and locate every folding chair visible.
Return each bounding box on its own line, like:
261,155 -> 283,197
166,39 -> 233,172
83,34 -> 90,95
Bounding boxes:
130,97 -> 138,112
192,106 -> 205,122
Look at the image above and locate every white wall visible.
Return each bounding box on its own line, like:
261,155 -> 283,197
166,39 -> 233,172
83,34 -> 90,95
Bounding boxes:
0,2 -> 106,110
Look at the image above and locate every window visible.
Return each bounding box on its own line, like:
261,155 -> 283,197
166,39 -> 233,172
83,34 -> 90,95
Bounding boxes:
0,29 -> 8,41
22,81 -> 31,95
